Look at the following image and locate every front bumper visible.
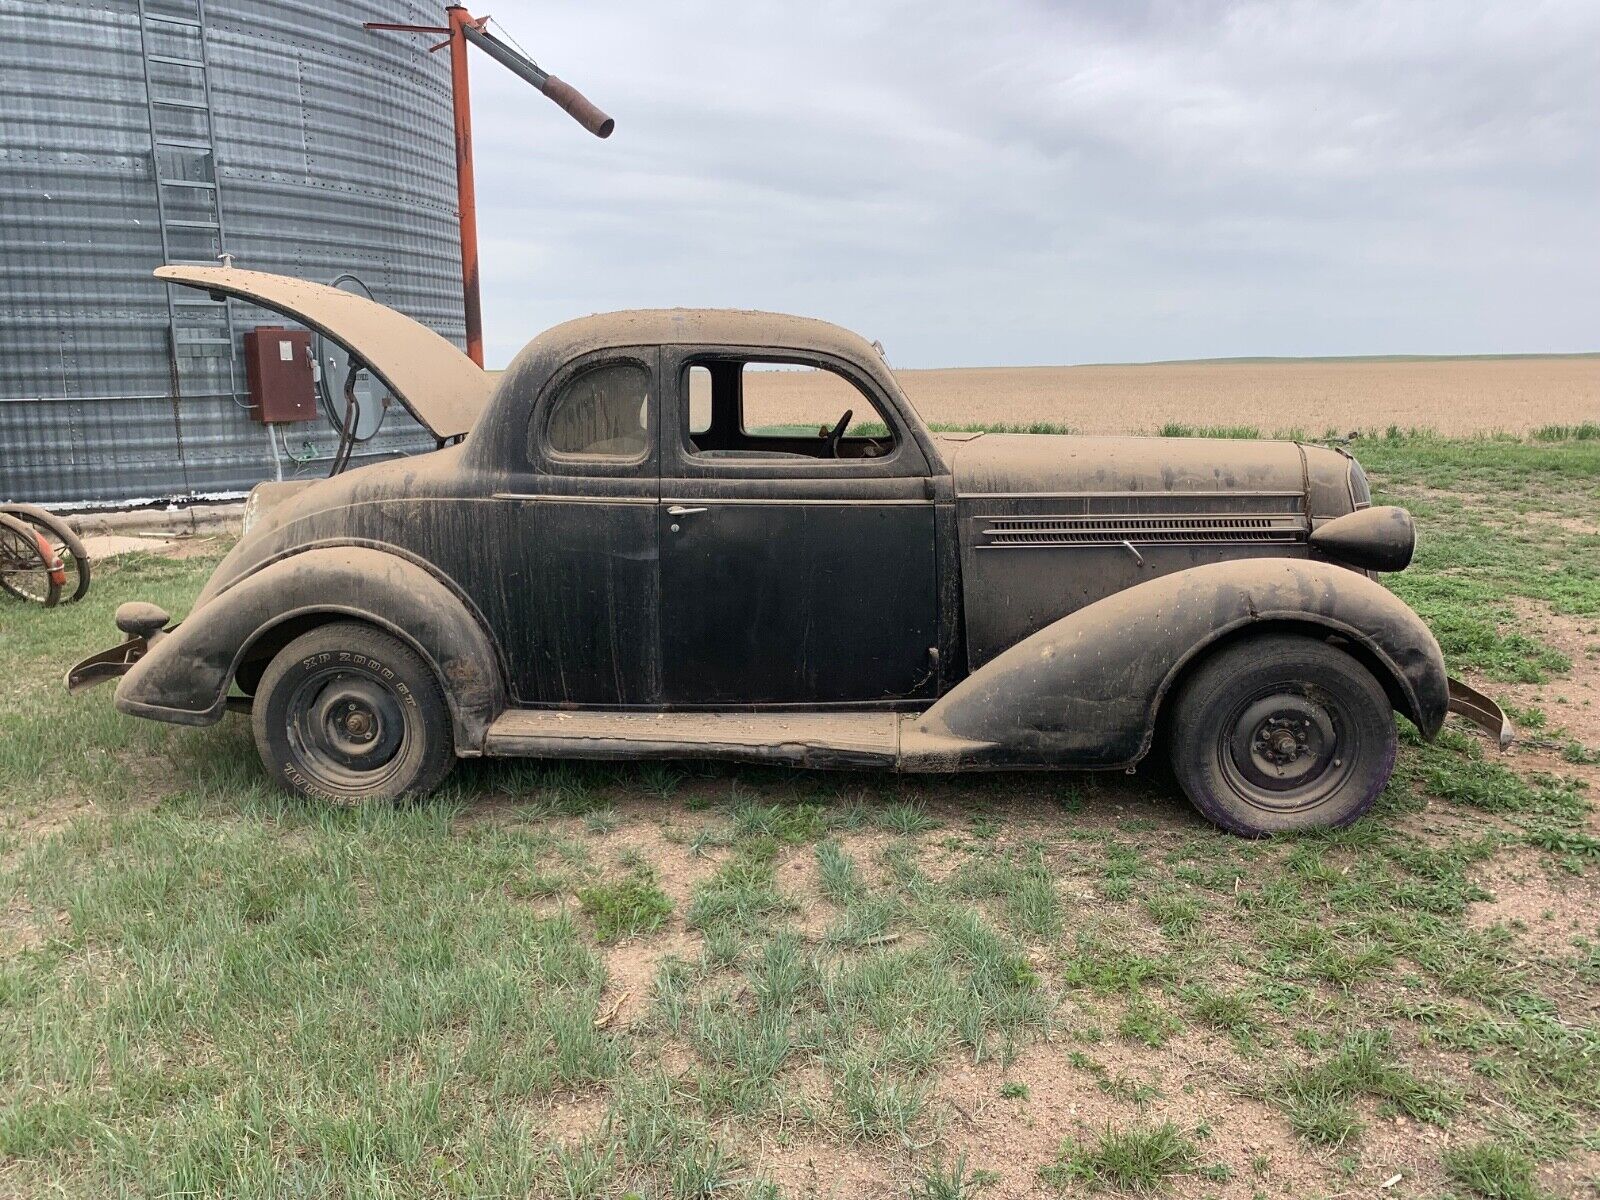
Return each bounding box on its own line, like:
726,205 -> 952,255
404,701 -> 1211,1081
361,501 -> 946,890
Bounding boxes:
1446,676 -> 1514,749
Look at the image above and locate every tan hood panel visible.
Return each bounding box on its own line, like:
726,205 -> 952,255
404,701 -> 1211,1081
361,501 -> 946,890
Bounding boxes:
155,266 -> 490,439
947,433 -> 1306,498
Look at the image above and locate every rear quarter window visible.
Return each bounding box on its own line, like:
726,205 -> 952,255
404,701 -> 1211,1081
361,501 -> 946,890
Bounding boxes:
543,361 -> 651,459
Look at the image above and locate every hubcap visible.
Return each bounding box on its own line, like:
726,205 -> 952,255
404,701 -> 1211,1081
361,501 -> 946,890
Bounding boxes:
1220,688 -> 1352,813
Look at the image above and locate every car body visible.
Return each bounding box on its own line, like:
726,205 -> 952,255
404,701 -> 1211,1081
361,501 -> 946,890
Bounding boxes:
69,267 -> 1511,834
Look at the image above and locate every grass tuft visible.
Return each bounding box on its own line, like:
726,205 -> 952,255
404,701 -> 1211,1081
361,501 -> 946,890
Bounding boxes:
1275,1030 -> 1462,1146
1443,1141 -> 1548,1200
911,1153 -> 1001,1198
577,868 -> 674,943
1040,1122 -> 1201,1192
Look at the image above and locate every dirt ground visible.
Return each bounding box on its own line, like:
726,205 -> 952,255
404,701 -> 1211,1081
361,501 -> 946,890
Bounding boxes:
737,354 -> 1600,435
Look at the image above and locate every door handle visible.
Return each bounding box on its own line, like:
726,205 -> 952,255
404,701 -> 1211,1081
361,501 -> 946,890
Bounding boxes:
667,505 -> 707,516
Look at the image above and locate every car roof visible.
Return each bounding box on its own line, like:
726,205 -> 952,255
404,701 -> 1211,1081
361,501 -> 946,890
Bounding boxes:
511,308 -> 887,369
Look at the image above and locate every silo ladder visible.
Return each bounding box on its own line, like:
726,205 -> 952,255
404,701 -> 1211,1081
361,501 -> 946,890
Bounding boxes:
135,0 -> 239,420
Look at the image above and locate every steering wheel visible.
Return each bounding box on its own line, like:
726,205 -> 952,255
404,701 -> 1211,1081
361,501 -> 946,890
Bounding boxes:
825,409 -> 853,458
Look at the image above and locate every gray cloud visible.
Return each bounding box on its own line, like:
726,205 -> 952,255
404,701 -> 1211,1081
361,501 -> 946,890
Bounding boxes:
467,0 -> 1600,367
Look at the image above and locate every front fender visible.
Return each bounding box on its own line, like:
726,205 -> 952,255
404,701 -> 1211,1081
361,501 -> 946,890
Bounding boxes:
114,546 -> 506,751
913,559 -> 1448,768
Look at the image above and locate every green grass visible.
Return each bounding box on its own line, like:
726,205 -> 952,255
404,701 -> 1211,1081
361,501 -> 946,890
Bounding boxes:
911,1154 -> 1000,1199
577,868 -> 674,942
1443,1141 -> 1549,1200
1275,1029 -> 1463,1146
1156,422 -> 1263,439
1040,1121 -> 1202,1192
686,837 -> 796,938
1,430 -> 1597,1195
1530,422 -> 1600,442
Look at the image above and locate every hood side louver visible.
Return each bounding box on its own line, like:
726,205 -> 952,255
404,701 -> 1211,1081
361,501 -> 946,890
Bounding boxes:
980,513 -> 1308,548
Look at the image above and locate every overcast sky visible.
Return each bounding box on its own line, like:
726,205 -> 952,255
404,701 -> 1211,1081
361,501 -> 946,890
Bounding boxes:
465,0 -> 1599,369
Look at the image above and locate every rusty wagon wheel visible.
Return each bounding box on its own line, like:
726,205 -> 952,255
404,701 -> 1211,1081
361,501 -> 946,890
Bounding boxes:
0,504 -> 90,602
0,511 -> 63,607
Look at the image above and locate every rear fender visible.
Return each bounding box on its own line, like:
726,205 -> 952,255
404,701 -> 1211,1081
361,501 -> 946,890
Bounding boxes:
114,546 -> 506,751
912,559 -> 1448,768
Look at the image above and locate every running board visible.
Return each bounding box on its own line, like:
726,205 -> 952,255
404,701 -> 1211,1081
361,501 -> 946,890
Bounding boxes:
484,710 -> 905,769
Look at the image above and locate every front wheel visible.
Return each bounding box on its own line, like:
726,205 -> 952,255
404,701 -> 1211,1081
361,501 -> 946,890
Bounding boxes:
252,621 -> 455,805
1167,633 -> 1396,836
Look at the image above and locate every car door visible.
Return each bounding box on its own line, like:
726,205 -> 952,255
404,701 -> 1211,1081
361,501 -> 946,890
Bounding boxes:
493,347 -> 662,706
657,347 -> 940,706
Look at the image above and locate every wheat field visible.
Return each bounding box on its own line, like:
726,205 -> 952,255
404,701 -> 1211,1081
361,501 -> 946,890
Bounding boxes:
736,353 -> 1599,436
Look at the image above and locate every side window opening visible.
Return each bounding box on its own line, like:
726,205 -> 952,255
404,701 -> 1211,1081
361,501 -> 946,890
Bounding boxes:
684,358 -> 896,462
688,364 -> 712,434
546,361 -> 650,459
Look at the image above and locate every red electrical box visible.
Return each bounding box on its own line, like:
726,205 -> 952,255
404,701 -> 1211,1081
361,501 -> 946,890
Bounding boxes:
243,325 -> 317,423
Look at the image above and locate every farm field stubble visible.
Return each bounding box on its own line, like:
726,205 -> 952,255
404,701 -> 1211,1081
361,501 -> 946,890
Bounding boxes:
738,354 -> 1600,437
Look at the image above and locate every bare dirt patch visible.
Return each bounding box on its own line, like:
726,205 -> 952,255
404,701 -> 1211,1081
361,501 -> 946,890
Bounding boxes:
610,822 -> 721,910
1466,849 -> 1600,960
1480,598 -> 1600,808
538,1090 -> 612,1146
931,1036 -> 1339,1199
600,926 -> 699,1029
0,898 -> 63,958
0,788 -> 106,873
749,1137 -> 903,1199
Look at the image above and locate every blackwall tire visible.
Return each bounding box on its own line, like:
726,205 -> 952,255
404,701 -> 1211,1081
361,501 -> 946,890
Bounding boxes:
1167,633 -> 1396,837
252,621 -> 454,805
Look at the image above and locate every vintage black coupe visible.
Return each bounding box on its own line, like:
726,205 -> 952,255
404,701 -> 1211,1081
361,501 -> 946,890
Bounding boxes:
69,268 -> 1510,835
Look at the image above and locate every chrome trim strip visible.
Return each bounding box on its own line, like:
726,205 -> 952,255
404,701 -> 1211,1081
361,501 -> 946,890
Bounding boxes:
660,498 -> 928,507
960,489 -> 1307,500
495,494 -> 928,507
493,493 -> 656,504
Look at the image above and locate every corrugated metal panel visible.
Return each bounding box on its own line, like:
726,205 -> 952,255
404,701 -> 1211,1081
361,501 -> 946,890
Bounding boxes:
0,0 -> 465,506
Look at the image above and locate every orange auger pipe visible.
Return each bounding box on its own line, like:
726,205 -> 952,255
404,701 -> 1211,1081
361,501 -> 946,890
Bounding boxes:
366,6 -> 615,369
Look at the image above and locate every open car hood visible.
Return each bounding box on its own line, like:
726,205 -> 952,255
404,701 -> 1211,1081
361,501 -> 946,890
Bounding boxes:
155,266 -> 490,440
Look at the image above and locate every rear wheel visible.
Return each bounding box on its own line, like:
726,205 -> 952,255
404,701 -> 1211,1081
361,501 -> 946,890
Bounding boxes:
252,622 -> 455,805
1167,633 -> 1396,836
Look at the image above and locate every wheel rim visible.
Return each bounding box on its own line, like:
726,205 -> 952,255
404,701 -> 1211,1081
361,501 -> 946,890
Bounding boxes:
1217,685 -> 1357,814
0,522 -> 56,605
60,549 -> 86,601
285,668 -> 408,792
5,510 -> 87,602
46,538 -> 86,602
40,537 -> 84,602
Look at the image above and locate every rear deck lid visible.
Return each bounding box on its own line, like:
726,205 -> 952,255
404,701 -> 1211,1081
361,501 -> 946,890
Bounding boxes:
155,266 -> 490,439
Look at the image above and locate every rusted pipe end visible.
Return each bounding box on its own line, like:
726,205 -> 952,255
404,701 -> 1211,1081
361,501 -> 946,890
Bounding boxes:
542,75 -> 614,138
